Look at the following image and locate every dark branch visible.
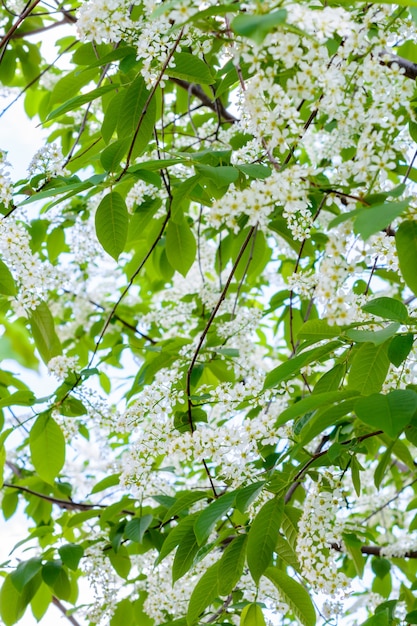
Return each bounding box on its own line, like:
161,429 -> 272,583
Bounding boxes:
380,50 -> 417,80
170,78 -> 238,123
52,597 -> 82,626
331,542 -> 417,560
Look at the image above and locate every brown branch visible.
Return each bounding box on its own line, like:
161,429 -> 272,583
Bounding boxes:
284,430 -> 383,504
170,78 -> 238,124
51,597 -> 82,626
331,542 -> 417,560
2,482 -> 135,515
0,0 -> 42,53
380,50 -> 417,80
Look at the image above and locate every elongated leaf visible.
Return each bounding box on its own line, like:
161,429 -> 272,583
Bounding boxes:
264,341 -> 340,390
117,75 -> 156,158
346,323 -> 400,345
235,482 -> 265,514
187,562 -> 219,625
264,567 -> 316,626
95,191 -> 128,260
217,535 -> 247,595
0,259 -> 16,296
166,52 -> 215,85
0,574 -> 26,626
355,389 -> 417,438
347,342 -> 390,394
297,319 -> 342,341
354,200 -> 409,240
166,219 -> 196,277
396,220 -> 417,296
362,297 -> 408,323
29,413 -> 65,484
275,390 -> 357,427
100,138 -> 130,171
47,83 -> 118,120
29,301 -> 62,365
231,10 -> 287,44
172,527 -> 199,582
247,497 -> 283,584
194,492 -> 236,545
163,491 -> 208,523
156,514 -> 198,564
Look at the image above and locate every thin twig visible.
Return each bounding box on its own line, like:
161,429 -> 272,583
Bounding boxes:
51,597 -> 82,626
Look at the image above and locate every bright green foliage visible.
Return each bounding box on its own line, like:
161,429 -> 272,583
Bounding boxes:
2,0 -> 417,625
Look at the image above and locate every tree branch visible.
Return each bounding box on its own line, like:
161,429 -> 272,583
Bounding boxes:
51,597 -> 82,626
2,482 -> 135,515
170,78 -> 238,123
380,50 -> 417,80
331,542 -> 417,560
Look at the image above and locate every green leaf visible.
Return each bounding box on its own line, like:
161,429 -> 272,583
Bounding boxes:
124,515 -> 153,543
217,535 -> 247,595
95,191 -> 128,260
240,603 -> 267,626
47,83 -> 118,120
355,390 -> 417,438
361,297 -> 408,323
156,514 -> 198,564
58,544 -> 84,571
166,52 -> 215,85
29,301 -> 62,364
247,497 -> 283,584
194,492 -> 236,545
172,527 -> 199,582
0,575 -> 26,626
264,341 -> 340,389
264,567 -> 316,626
100,138 -> 130,171
231,10 -> 287,44
344,533 -> 365,577
388,333 -> 414,367
109,545 -> 131,579
354,200 -> 409,240
163,491 -> 208,523
90,473 -> 121,494
166,219 -> 196,277
235,482 -> 265,514
0,259 -> 16,296
347,342 -> 390,395
117,75 -> 156,157
275,390 -> 357,428
187,562 -> 219,625
346,323 -> 400,345
396,220 -> 417,296
195,164 -> 238,187
297,319 -> 342,341
10,558 -> 42,593
29,413 -> 65,484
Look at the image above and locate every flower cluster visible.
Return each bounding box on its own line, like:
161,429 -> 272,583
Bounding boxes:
0,149 -> 13,207
27,143 -> 68,181
297,472 -> 350,609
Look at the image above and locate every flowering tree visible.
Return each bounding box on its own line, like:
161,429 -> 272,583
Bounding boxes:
3,0 -> 417,624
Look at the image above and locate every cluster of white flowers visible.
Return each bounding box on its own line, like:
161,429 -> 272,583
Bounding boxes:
0,217 -> 60,313
297,472 -> 350,608
27,143 -> 68,180
126,178 -> 161,213
208,166 -> 313,238
0,150 -> 13,207
47,354 -> 78,379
